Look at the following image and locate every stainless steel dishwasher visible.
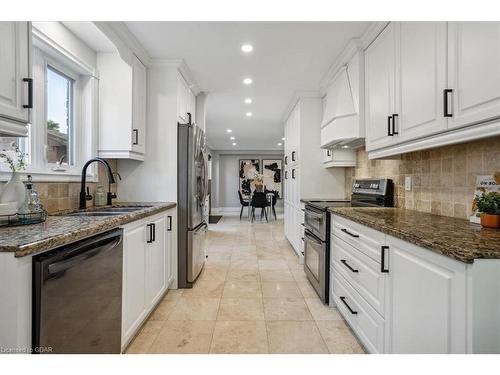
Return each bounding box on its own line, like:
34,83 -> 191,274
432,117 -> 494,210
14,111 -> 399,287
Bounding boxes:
32,229 -> 123,354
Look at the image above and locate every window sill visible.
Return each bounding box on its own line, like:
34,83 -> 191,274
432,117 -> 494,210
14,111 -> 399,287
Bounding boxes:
0,169 -> 97,183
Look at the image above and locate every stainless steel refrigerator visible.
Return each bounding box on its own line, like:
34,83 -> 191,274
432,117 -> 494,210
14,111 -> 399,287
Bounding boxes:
178,113 -> 208,288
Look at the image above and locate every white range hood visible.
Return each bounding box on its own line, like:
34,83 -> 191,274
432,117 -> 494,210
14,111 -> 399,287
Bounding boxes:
320,42 -> 365,150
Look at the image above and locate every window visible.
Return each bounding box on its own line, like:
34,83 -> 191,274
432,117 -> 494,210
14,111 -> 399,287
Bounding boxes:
46,66 -> 75,165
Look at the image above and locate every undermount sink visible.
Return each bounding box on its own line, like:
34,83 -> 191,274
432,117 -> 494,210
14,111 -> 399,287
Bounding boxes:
62,205 -> 153,217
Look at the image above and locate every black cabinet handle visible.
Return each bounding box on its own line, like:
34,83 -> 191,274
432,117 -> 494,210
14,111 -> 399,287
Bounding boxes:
167,216 -> 172,231
23,78 -> 33,109
341,228 -> 359,238
146,224 -> 154,243
285,171 -> 288,180
392,114 -> 399,135
381,245 -> 389,273
387,116 -> 393,136
133,129 -> 139,145
327,150 -> 332,157
341,259 -> 359,273
301,237 -> 305,242
152,223 -> 156,242
285,156 -> 288,165
292,151 -> 296,161
292,169 -> 296,179
340,296 -> 358,315
443,89 -> 453,117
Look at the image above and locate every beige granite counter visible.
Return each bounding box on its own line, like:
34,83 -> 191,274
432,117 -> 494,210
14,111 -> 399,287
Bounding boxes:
328,207 -> 500,264
0,202 -> 176,257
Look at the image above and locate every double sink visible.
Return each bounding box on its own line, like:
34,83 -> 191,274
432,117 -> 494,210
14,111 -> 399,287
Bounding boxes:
62,205 -> 152,217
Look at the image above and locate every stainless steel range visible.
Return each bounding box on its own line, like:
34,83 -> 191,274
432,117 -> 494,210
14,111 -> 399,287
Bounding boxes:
303,178 -> 394,304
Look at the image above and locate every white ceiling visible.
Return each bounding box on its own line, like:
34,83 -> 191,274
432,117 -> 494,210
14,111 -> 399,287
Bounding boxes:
125,22 -> 371,151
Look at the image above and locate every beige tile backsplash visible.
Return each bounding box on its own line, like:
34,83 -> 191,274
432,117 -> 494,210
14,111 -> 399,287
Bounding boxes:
34,159 -> 119,214
345,136 -> 500,220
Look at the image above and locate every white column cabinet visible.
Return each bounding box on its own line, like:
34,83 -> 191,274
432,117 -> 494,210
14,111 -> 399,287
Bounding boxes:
447,22 -> 500,129
178,75 -> 196,123
131,54 -> 147,156
0,21 -> 31,136
365,22 -> 397,151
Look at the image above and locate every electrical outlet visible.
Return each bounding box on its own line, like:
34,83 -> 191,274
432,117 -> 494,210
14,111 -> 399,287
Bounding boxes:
405,176 -> 412,191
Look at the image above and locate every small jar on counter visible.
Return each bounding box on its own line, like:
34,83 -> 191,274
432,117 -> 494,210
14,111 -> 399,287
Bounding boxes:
94,185 -> 106,206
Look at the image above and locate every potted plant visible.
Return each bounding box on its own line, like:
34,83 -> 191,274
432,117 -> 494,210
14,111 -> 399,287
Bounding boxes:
474,191 -> 500,228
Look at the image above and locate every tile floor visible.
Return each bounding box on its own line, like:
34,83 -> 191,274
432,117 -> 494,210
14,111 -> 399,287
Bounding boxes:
126,213 -> 365,354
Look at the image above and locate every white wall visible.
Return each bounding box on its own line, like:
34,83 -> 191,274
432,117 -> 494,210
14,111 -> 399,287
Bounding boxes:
210,150 -> 284,209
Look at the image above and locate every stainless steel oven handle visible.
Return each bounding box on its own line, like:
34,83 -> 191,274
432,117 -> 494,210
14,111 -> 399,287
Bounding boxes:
304,231 -> 323,246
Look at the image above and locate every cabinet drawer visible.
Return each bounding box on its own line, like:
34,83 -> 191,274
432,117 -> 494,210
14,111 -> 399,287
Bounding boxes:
331,272 -> 385,353
332,236 -> 386,316
331,215 -> 385,263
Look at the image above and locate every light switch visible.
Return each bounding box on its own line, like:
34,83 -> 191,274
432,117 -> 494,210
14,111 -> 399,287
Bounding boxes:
405,176 -> 412,191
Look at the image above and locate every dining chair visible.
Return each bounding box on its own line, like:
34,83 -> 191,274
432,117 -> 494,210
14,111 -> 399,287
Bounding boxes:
251,192 -> 269,223
238,190 -> 250,220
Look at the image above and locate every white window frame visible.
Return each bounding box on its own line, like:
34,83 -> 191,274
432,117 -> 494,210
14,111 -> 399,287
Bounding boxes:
0,30 -> 99,183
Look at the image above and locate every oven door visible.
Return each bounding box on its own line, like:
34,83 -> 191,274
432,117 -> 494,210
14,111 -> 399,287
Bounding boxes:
303,229 -> 328,303
304,206 -> 326,241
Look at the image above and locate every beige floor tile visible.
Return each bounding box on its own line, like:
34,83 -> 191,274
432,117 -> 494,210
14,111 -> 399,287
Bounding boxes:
217,298 -> 265,321
149,298 -> 179,321
266,321 -> 328,354
297,281 -> 319,298
163,289 -> 184,301
126,321 -> 164,354
149,320 -> 216,354
258,259 -> 289,270
226,268 -> 260,282
316,320 -> 365,354
199,265 -> 228,281
290,268 -> 309,283
210,321 -> 269,354
168,297 -> 220,321
182,279 -> 225,298
305,298 -> 343,321
263,298 -> 313,321
223,281 -> 262,298
261,281 -> 302,298
259,269 -> 294,282
230,259 -> 259,270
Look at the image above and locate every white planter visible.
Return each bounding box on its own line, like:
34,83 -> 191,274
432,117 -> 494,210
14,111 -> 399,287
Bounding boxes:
0,172 -> 25,209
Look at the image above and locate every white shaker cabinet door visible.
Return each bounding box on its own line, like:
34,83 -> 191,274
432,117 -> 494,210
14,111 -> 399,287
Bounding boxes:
386,236 -> 467,354
397,22 -> 448,142
146,215 -> 167,309
122,224 -> 148,347
447,22 -> 500,129
0,22 -> 30,124
365,23 -> 397,151
131,54 -> 147,156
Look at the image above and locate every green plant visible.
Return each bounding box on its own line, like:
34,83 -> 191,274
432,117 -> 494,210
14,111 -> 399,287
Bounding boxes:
474,192 -> 500,215
0,142 -> 27,173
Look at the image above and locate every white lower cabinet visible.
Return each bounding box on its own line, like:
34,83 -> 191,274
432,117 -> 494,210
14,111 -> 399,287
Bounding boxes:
330,214 -> 499,354
121,209 -> 175,350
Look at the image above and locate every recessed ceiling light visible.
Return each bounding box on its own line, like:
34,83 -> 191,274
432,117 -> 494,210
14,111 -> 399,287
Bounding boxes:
246,112 -> 253,117
226,129 -> 232,133
278,142 -> 283,146
244,98 -> 252,104
232,142 -> 237,146
230,136 -> 235,140
342,145 -> 350,149
241,44 -> 253,53
281,137 -> 285,141
243,78 -> 252,85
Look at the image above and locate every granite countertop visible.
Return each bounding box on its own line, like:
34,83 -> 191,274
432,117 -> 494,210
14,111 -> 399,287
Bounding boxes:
328,207 -> 500,264
0,202 -> 176,258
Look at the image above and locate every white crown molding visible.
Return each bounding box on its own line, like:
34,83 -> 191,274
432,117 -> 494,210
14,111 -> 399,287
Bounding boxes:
281,90 -> 321,122
93,22 -> 151,67
360,21 -> 390,49
149,58 -> 201,95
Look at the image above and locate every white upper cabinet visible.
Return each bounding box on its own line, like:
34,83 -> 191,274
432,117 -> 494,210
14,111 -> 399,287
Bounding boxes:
0,21 -> 31,136
365,23 -> 397,152
366,21 -> 500,158
397,22 -> 448,142
98,53 -> 147,161
178,75 -> 196,124
447,22 -> 500,129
